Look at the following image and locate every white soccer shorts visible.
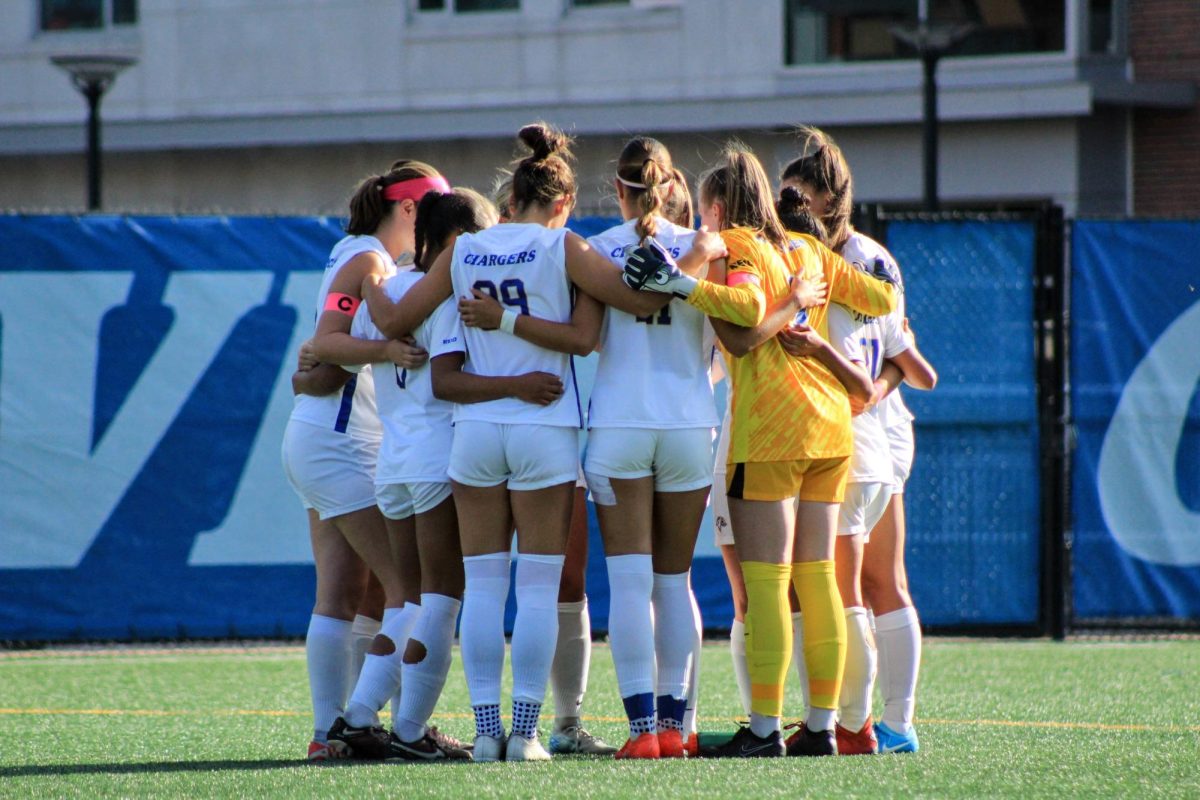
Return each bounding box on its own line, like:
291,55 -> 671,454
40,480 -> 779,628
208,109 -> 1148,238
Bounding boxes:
375,481 -> 453,520
887,422 -> 916,492
448,421 -> 579,491
584,427 -> 714,506
281,418 -> 379,520
837,481 -> 892,538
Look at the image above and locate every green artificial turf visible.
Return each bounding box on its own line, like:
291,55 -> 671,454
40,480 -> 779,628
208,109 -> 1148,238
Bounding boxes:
0,639 -> 1196,798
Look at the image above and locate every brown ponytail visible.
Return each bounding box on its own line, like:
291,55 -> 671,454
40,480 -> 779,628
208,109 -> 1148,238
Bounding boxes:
661,167 -> 694,229
776,186 -> 828,245
780,126 -> 853,250
698,144 -> 789,251
412,187 -> 498,272
511,122 -> 577,214
616,136 -> 674,242
346,160 -> 442,236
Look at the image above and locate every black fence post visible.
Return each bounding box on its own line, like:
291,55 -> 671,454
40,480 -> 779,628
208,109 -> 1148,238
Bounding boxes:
1034,204 -> 1071,640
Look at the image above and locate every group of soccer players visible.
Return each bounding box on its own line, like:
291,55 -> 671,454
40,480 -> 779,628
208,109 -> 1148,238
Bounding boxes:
282,121 -> 936,763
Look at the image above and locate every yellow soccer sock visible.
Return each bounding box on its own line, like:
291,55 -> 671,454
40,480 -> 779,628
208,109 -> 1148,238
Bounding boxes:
791,560 -> 847,714
741,561 -> 793,718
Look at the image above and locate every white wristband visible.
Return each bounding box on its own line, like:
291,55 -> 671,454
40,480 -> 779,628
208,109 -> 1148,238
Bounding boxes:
499,308 -> 519,335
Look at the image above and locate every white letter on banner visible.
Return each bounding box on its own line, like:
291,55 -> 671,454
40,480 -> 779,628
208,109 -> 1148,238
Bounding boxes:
1097,299 -> 1200,566
0,271 -> 270,568
188,270 -> 323,565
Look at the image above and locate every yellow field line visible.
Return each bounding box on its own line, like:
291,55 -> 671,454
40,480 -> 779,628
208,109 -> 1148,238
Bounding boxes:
0,647 -> 305,660
921,717 -> 1200,734
1,708 -> 1197,734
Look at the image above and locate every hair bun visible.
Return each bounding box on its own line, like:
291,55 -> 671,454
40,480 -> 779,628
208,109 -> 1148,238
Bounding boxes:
518,123 -> 571,162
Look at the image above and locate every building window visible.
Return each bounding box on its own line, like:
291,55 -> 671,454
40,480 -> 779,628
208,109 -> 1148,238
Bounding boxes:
572,0 -> 630,6
417,0 -> 519,11
784,0 -> 1065,65
40,0 -> 137,31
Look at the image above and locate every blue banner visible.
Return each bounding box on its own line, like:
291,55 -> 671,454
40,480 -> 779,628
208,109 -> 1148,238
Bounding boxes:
0,214 -> 734,641
884,220 -> 1041,626
0,213 -> 1054,640
1070,221 -> 1200,620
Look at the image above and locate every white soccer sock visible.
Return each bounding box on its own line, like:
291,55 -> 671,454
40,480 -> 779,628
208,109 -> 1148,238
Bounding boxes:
460,552 -> 511,708
511,553 -> 566,706
750,711 -> 781,738
394,593 -> 462,743
791,611 -> 811,714
345,604 -> 418,729
606,554 -> 656,699
550,598 -> 591,727
838,606 -> 877,733
306,614 -> 353,742
389,603 -> 421,727
875,605 -> 921,733
350,614 -> 381,687
729,618 -> 752,717
683,586 -> 703,735
652,572 -> 695,702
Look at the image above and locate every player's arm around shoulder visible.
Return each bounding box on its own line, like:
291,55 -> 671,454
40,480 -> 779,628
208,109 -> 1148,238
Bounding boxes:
564,231 -> 671,318
822,242 -> 897,318
457,282 -> 602,357
685,230 -> 769,328
364,247 -> 454,340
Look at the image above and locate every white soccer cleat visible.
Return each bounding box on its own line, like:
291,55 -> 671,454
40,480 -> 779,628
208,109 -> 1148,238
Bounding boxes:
472,734 -> 507,763
505,733 -> 552,762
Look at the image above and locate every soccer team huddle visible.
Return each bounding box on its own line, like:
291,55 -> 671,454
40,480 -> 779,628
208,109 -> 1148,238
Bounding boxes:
282,121 -> 938,763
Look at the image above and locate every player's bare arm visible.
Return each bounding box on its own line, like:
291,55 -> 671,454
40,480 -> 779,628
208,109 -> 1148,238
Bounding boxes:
363,247 -> 454,339
430,352 -> 564,406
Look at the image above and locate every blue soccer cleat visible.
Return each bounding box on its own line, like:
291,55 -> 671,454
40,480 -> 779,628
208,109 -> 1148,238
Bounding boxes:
873,721 -> 919,754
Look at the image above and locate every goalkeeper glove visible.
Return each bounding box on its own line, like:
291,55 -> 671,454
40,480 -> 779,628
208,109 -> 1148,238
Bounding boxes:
622,237 -> 697,299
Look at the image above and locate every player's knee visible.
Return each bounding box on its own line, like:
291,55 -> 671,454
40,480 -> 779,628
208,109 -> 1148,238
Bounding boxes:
403,638 -> 427,665
368,634 -> 395,656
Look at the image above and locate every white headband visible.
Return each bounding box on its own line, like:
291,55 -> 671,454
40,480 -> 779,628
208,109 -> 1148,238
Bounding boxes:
616,172 -> 674,191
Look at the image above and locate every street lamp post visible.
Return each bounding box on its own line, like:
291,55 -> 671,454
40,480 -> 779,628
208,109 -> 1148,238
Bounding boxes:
891,9 -> 974,212
51,54 -> 137,211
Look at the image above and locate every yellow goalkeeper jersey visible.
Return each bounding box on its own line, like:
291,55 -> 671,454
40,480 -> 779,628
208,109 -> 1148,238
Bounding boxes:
687,227 -> 896,464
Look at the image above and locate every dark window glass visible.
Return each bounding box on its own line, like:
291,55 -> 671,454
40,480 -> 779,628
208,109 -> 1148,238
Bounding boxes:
1088,0 -> 1114,54
455,0 -> 519,11
112,0 -> 137,25
418,0 -> 446,9
784,0 -> 1065,65
41,0 -> 103,30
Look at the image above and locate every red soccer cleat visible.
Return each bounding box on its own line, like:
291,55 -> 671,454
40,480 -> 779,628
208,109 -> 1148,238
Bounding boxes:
658,729 -> 686,758
307,739 -> 347,762
615,732 -> 661,760
835,716 -> 879,756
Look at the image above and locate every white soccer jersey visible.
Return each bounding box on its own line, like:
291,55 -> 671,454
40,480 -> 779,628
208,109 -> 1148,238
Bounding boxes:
841,232 -> 915,432
449,223 -> 582,428
290,234 -> 397,438
827,301 -> 906,485
585,218 -> 719,429
351,273 -> 463,484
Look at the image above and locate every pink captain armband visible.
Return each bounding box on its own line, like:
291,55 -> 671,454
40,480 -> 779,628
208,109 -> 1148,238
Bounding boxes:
726,271 -> 759,288
324,292 -> 361,316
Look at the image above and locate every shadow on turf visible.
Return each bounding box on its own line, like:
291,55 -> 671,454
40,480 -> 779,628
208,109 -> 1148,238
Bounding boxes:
0,759 -> 356,778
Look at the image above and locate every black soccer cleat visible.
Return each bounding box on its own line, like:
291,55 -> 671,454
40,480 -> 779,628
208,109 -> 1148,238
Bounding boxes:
326,716 -> 391,760
784,722 -> 838,757
697,725 -> 784,758
385,730 -> 447,762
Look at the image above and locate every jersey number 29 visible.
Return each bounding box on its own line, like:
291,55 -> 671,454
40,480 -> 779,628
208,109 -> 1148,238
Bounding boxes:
474,279 -> 530,316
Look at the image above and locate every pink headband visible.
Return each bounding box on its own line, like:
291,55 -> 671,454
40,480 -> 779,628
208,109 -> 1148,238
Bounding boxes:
381,175 -> 451,203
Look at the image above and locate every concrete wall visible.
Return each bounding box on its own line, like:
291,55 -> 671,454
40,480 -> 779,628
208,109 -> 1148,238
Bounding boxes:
0,119 -> 1081,216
